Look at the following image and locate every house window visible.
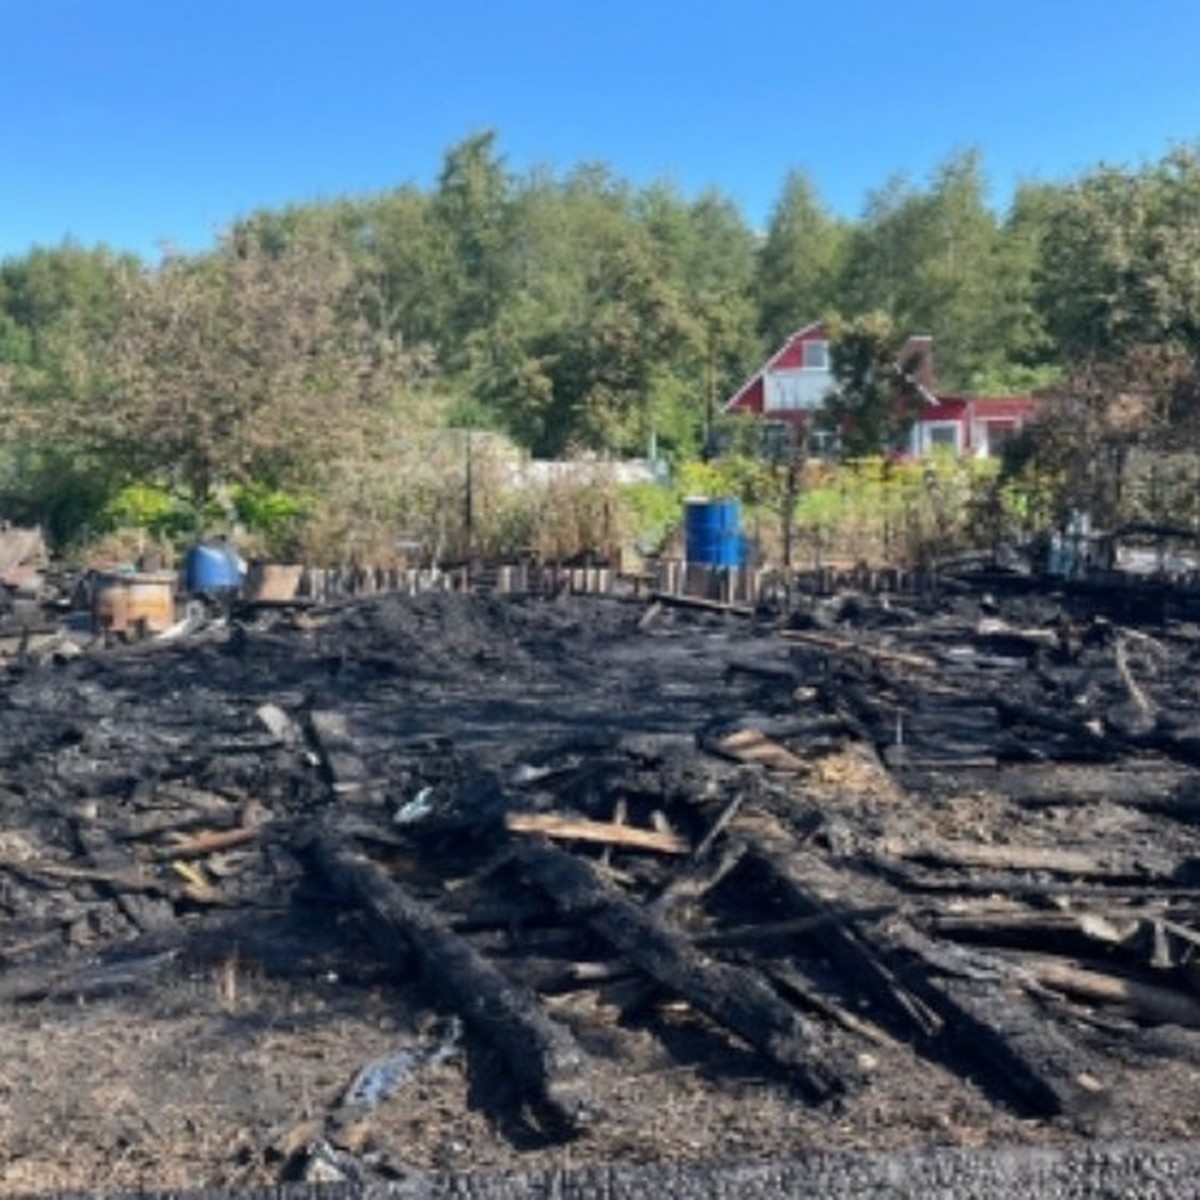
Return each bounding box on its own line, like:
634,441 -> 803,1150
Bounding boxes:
983,421 -> 1018,457
810,429 -> 838,457
765,371 -> 804,410
760,421 -> 796,461
802,339 -> 829,371
925,422 -> 959,454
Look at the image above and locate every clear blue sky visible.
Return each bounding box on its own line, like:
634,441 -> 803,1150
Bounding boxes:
5,0 -> 1200,261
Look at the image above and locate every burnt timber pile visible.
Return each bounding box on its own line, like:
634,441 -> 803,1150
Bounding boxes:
8,582 -> 1200,1191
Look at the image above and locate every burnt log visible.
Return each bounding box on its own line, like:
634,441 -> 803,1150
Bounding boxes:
512,840 -> 855,1100
309,830 -> 597,1131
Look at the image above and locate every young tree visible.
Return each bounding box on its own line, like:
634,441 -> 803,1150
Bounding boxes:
819,313 -> 926,458
431,131 -> 516,366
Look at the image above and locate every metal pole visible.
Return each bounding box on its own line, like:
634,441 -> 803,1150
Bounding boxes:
464,431 -> 474,563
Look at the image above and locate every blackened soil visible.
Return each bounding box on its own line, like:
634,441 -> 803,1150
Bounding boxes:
3,589 -> 1200,1192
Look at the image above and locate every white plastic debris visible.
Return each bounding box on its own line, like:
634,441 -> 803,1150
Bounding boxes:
393,786 -> 437,826
343,1017 -> 463,1109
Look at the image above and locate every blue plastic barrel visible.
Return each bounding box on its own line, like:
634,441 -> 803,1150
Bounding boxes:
184,542 -> 243,595
684,498 -> 742,567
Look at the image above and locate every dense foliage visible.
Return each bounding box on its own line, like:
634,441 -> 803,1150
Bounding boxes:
2,132 -> 1199,553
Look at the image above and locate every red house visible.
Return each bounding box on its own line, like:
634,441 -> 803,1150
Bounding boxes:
909,394 -> 1037,458
725,321 -> 840,428
725,321 -> 1036,458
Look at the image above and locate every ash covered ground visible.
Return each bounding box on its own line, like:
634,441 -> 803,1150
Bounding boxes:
5,585 -> 1200,1193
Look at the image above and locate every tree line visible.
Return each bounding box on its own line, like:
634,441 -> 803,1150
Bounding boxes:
2,131 -> 1199,552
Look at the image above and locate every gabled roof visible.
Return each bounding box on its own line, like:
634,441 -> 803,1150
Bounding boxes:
724,321 -> 828,414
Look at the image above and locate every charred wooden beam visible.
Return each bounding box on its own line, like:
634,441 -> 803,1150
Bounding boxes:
873,857 -> 1200,903
950,762 -> 1194,810
1021,954 -> 1200,1027
747,847 -> 940,1040
779,628 -> 937,671
710,729 -> 807,773
883,922 -> 1112,1119
512,840 -> 855,1100
926,908 -> 1138,952
309,830 -> 598,1131
649,591 -> 755,617
748,843 -> 1109,1120
886,837 -> 1176,883
306,709 -> 375,796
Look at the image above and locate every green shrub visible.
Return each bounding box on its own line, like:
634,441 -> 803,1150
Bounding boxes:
103,483 -> 194,540
231,483 -> 310,559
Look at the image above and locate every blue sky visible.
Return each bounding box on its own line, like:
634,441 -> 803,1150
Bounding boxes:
5,0 -> 1200,261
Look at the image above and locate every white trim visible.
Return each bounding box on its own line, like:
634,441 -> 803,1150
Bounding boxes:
723,320 -> 826,413
801,339 -> 830,371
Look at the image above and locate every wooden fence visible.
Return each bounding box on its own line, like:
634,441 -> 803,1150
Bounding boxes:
288,558 -> 945,608
296,563 -> 619,603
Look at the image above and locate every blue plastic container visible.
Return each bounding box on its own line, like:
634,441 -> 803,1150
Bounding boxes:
184,542 -> 243,596
684,498 -> 742,567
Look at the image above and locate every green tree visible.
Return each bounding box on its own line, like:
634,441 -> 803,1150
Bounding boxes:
1013,148 -> 1200,529
431,131 -> 516,366
360,187 -> 448,349
820,312 -> 926,458
838,150 -> 1030,389
462,166 -> 753,460
16,229 -> 427,520
755,171 -> 846,349
0,242 -> 143,543
1036,148 -> 1200,364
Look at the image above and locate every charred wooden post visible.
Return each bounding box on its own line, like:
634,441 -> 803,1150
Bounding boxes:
511,840 -> 858,1100
310,830 -> 598,1131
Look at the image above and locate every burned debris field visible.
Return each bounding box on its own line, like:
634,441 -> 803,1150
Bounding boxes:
9,581 -> 1200,1192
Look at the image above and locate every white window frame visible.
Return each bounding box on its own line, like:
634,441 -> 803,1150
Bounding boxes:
923,421 -> 960,455
809,428 -> 838,457
763,369 -> 803,411
801,339 -> 830,371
